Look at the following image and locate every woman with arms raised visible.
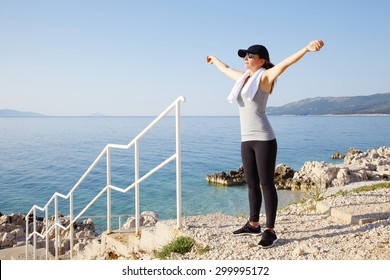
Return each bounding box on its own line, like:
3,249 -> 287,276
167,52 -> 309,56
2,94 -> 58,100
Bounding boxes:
206,40 -> 324,248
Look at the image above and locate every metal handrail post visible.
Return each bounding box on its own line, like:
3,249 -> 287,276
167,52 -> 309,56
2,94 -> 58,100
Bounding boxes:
134,140 -> 140,234
25,214 -> 28,260
69,192 -> 74,259
33,208 -> 36,260
176,101 -> 182,229
54,195 -> 59,259
45,207 -> 49,260
107,147 -> 112,233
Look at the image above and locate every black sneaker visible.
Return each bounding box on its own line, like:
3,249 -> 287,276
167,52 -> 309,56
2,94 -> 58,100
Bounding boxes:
258,229 -> 277,248
233,221 -> 261,236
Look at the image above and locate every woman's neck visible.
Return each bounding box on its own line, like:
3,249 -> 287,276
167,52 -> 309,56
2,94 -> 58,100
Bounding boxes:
249,66 -> 262,76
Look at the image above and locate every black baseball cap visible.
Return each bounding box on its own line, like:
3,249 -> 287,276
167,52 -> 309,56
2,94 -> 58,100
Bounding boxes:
238,45 -> 270,61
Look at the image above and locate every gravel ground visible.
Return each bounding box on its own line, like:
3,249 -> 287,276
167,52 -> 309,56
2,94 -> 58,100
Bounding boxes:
169,184 -> 390,260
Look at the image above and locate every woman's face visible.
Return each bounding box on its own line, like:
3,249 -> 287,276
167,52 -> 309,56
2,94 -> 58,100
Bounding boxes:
244,53 -> 265,71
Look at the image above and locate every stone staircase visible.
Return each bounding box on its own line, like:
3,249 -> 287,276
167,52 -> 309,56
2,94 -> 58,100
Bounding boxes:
74,219 -> 180,260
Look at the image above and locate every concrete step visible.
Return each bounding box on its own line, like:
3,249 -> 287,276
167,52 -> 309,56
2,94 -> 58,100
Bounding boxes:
102,219 -> 180,258
316,201 -> 390,225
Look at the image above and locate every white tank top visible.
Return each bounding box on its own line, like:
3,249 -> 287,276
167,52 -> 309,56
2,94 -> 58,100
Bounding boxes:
237,86 -> 275,142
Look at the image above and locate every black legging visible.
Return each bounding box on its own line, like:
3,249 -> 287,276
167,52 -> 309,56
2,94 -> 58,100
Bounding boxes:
241,139 -> 278,228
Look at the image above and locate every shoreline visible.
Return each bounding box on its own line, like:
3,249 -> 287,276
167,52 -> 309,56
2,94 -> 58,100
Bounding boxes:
1,114 -> 390,118
322,114 -> 390,117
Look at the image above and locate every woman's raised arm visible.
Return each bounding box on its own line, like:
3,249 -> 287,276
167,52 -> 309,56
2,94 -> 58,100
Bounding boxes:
261,40 -> 324,92
206,55 -> 244,81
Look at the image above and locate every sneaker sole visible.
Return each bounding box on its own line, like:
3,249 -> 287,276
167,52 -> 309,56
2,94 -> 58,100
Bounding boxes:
259,238 -> 278,248
233,232 -> 262,236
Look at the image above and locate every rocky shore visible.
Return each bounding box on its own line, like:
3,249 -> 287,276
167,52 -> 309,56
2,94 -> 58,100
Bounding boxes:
206,146 -> 390,191
0,213 -> 97,252
0,211 -> 159,259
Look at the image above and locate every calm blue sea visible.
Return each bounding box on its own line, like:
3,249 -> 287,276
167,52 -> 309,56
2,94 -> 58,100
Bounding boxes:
0,116 -> 389,231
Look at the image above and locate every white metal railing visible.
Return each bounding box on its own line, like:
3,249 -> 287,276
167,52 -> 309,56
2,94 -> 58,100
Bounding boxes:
25,96 -> 186,260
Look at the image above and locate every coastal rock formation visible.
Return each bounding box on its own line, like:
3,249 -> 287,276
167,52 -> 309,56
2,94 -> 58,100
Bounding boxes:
290,146 -> 390,190
206,166 -> 246,186
0,211 -> 161,259
274,164 -> 295,189
206,164 -> 295,188
331,152 -> 345,159
206,146 -> 389,191
0,212 -> 97,250
0,213 -> 25,249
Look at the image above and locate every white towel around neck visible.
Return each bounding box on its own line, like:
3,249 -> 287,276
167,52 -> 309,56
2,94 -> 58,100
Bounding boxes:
227,68 -> 265,103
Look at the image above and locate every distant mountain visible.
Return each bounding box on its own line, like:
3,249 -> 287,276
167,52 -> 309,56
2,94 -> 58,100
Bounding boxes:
0,109 -> 44,117
267,93 -> 390,115
0,109 -> 110,117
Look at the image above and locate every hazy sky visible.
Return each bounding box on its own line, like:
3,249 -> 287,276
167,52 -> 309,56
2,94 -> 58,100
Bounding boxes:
1,0 -> 389,116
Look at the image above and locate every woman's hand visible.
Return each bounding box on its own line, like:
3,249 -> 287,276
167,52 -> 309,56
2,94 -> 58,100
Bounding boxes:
206,56 -> 215,64
306,40 -> 324,52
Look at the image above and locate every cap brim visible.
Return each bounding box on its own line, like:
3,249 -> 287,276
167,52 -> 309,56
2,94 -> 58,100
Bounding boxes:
238,49 -> 247,58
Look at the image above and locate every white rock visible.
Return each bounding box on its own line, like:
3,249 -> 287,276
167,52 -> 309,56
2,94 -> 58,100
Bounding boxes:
11,228 -> 24,239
